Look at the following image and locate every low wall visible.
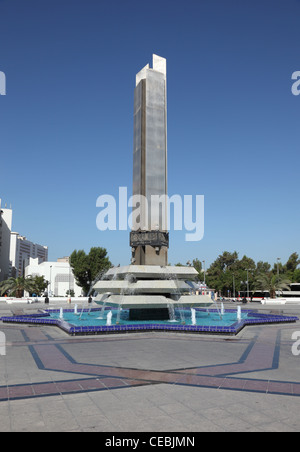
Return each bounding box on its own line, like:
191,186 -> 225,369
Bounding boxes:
261,297 -> 300,305
0,297 -> 89,305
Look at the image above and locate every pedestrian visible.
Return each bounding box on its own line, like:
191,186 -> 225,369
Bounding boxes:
45,296 -> 49,304
88,295 -> 93,304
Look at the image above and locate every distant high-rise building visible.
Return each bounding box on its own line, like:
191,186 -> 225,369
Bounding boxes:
0,201 -> 13,281
10,233 -> 48,277
0,198 -> 48,280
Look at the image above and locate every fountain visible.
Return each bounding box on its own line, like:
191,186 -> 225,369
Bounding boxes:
106,311 -> 113,326
237,306 -> 242,322
168,302 -> 177,322
2,55 -> 299,337
191,308 -> 197,326
79,305 -> 85,320
221,303 -> 225,316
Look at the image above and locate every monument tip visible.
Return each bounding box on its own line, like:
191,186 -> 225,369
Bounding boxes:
152,54 -> 166,77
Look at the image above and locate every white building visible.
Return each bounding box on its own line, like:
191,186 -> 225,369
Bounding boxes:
0,199 -> 48,281
10,232 -> 48,277
0,203 -> 12,281
25,258 -> 82,297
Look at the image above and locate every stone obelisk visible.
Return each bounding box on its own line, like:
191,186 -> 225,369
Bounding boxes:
130,54 -> 169,266
94,55 -> 213,321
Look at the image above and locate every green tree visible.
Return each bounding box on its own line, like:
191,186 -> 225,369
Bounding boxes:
252,274 -> 291,299
205,251 -> 257,296
30,275 -> 48,296
217,251 -> 239,271
286,253 -> 300,273
293,269 -> 300,283
0,277 -> 36,298
70,247 -> 111,295
205,251 -> 239,295
192,259 -> 202,277
267,253 -> 300,283
282,253 -> 300,282
256,261 -> 271,275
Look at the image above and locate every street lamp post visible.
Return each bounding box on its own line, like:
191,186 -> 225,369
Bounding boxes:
233,274 -> 236,298
245,269 -> 251,301
49,265 -> 52,297
277,258 -> 281,298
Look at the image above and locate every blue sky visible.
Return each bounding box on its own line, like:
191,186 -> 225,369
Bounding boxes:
0,0 -> 299,268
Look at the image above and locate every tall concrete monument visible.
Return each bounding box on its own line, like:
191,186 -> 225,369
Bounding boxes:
130,55 -> 169,266
93,55 -> 213,321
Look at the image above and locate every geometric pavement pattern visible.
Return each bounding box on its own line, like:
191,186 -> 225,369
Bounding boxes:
1,325 -> 300,402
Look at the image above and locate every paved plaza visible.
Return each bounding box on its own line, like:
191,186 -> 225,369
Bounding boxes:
1,301 -> 300,432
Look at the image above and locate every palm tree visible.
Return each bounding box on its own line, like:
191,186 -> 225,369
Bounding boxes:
0,277 -> 36,298
253,273 -> 291,299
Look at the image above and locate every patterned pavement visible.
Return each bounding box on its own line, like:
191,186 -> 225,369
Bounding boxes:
1,323 -> 300,401
1,303 -> 300,431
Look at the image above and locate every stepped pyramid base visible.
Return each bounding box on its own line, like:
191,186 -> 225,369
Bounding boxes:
93,265 -> 213,319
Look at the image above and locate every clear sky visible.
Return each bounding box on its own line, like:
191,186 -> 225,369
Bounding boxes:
0,0 -> 299,268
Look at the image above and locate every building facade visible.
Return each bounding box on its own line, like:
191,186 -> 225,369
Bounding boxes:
25,258 -> 82,297
10,233 -> 48,278
0,199 -> 48,280
0,203 -> 12,281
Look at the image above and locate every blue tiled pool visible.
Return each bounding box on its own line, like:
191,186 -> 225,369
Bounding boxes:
48,308 -> 249,327
0,307 -> 298,336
